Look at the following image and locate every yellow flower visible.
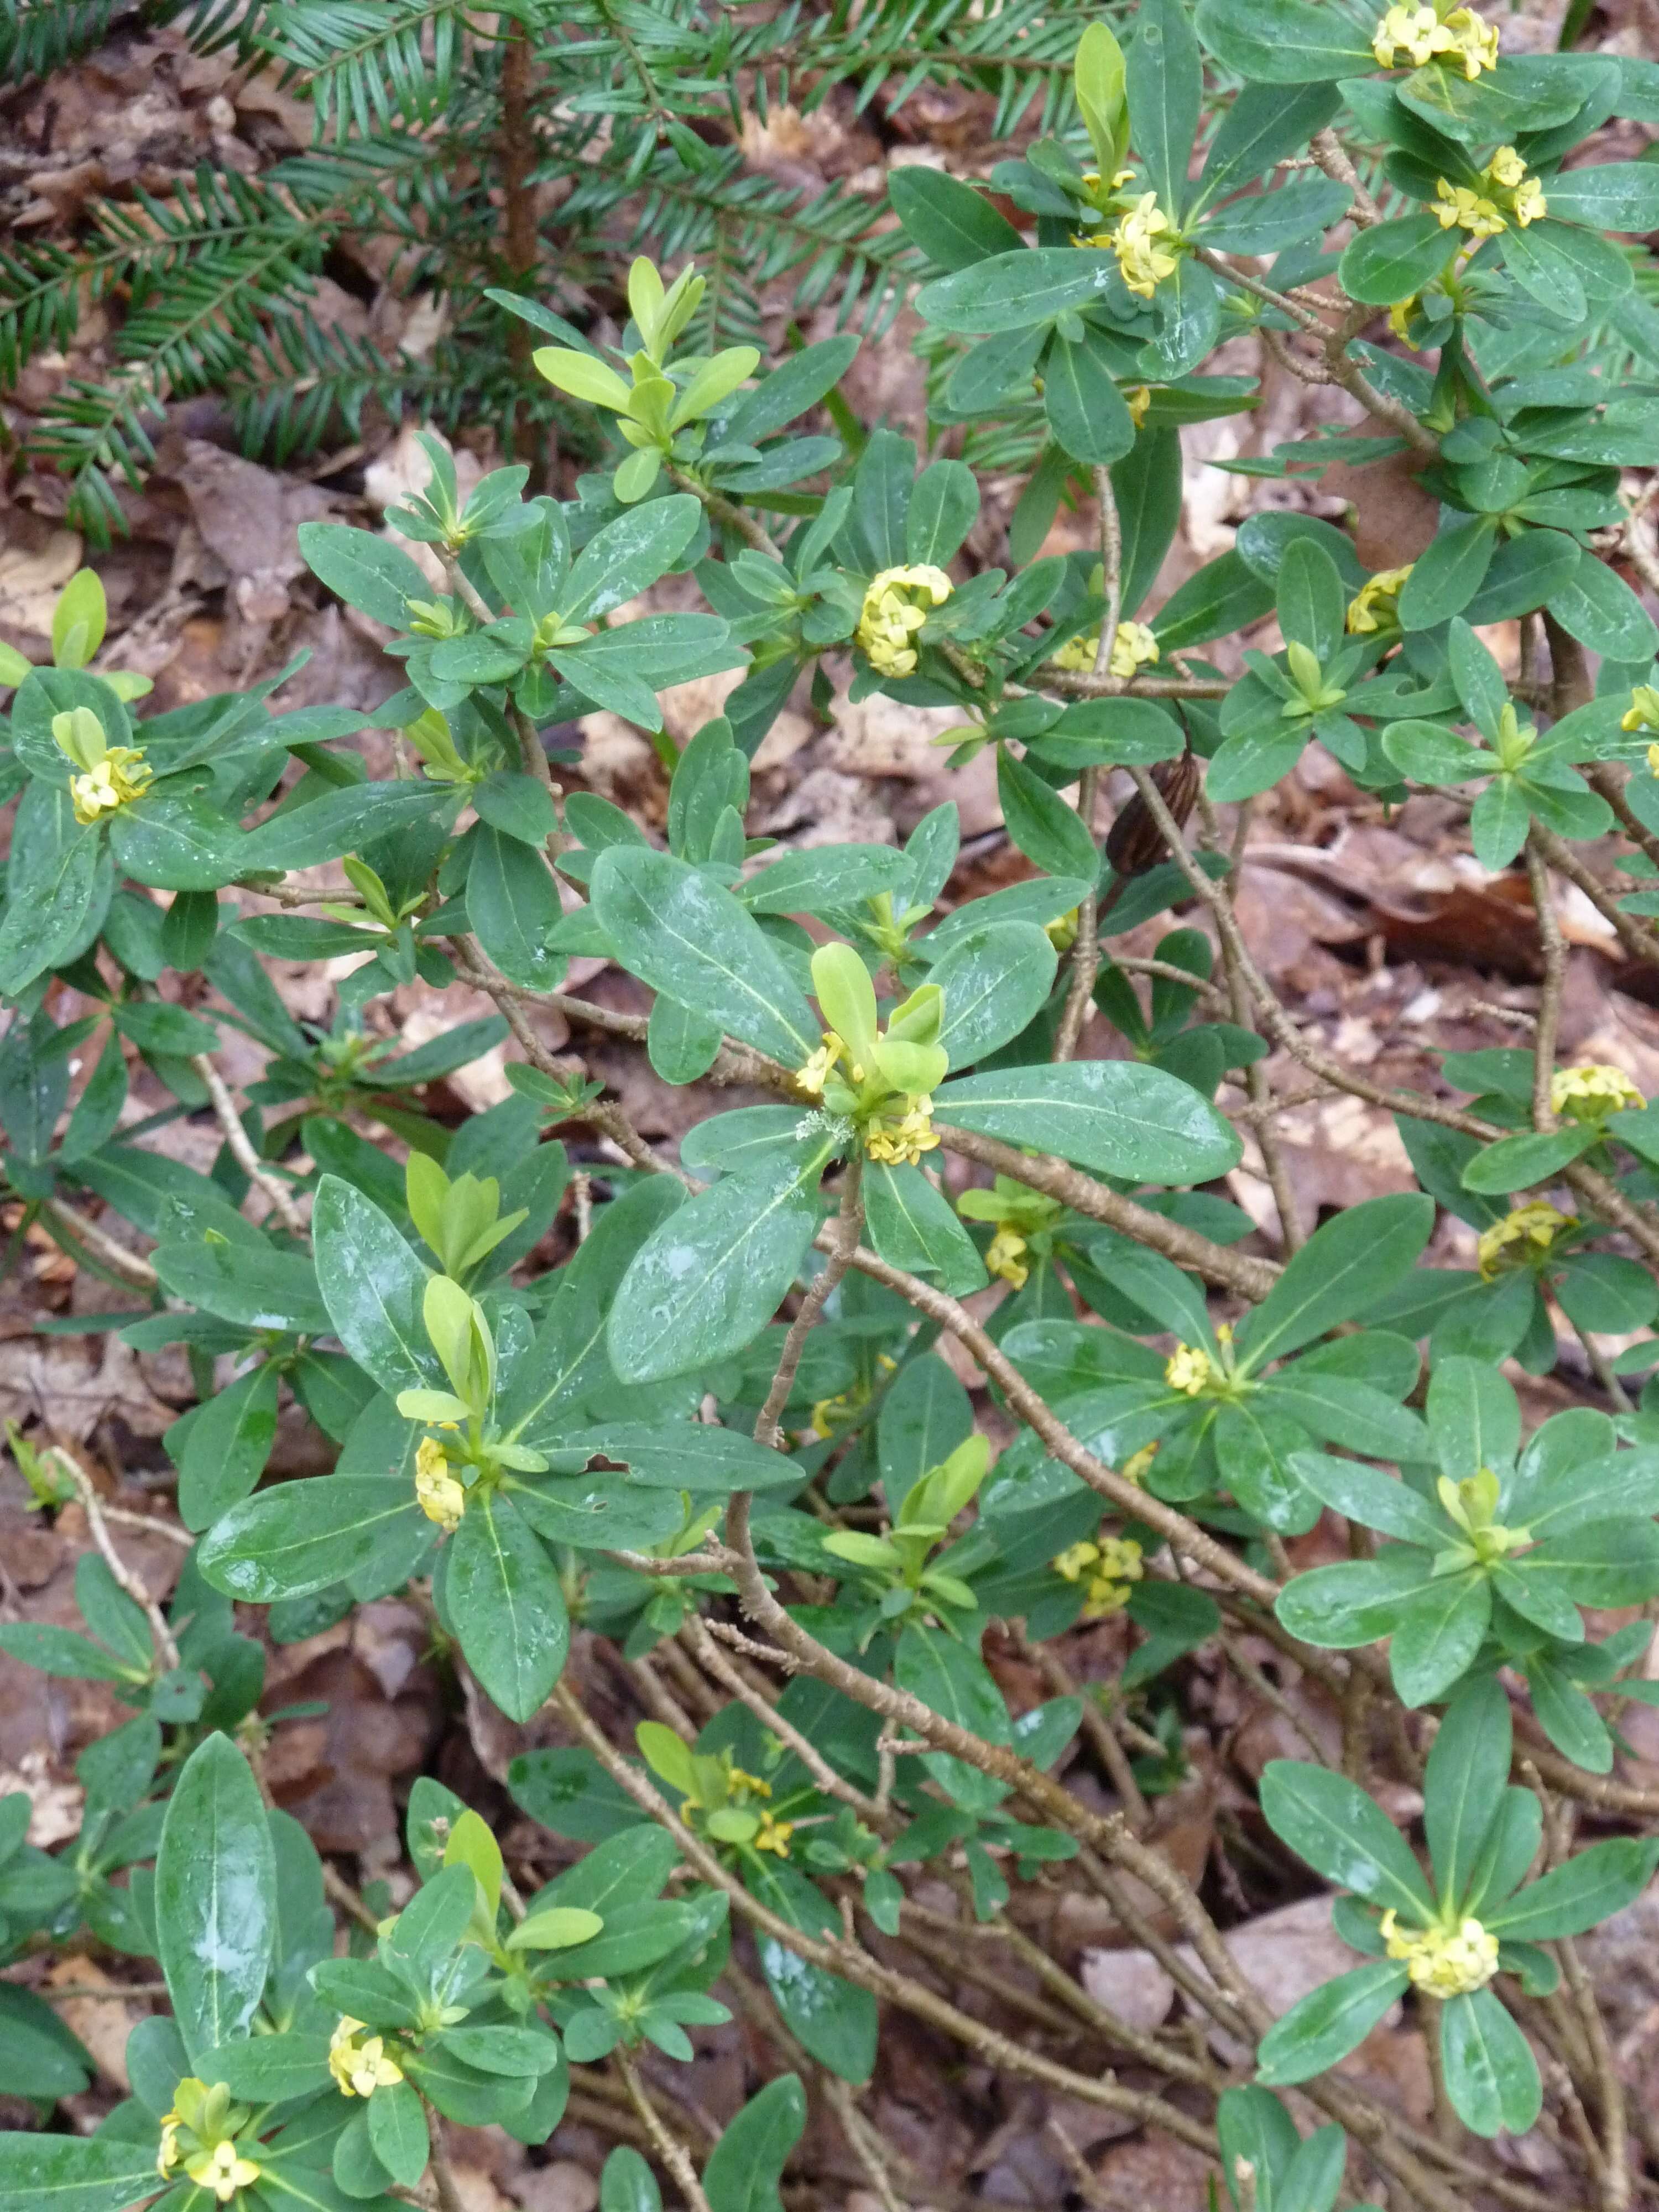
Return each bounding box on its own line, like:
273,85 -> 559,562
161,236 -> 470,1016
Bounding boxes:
985,1225 -> 1030,1288
1380,1910 -> 1499,1997
1552,1063 -> 1644,1121
1372,3 -> 1495,76
796,1031 -> 846,1099
1387,296 -> 1418,343
1436,179 -> 1505,237
1045,906 -> 1080,952
1347,565 -> 1413,635
156,2121 -> 182,2180
329,2016 -> 405,2098
1125,384 -> 1152,429
184,2144 -> 263,2204
1053,1541 -> 1100,1584
1053,1535 -> 1144,1618
1165,1342 -> 1218,1396
1372,3 -> 1444,65
1485,147 -> 1546,223
1477,1201 -> 1575,1281
729,1766 -> 772,1798
1110,193 -> 1179,299
754,1809 -> 794,1856
415,1437 -> 466,1531
69,746 -> 152,825
1621,685 -> 1659,734
857,565 -> 953,678
864,1097 -> 939,1167
1111,620 -> 1160,678
1121,1441 -> 1160,1487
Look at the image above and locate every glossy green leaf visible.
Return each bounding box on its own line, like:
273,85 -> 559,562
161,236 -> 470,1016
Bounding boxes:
935,1060 -> 1240,1184
156,1732 -> 276,2063
447,1491 -> 570,1721
592,847 -> 817,1064
312,1175 -> 440,1398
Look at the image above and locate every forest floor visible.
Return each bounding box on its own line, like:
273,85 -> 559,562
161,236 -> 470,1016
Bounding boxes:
4,1 -> 1659,2205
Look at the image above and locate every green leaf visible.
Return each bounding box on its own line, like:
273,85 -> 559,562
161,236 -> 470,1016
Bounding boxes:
152,1241 -> 330,1334
1486,1838 -> 1659,1941
893,1623 -> 1011,1813
878,1353 -> 974,1519
1254,1960 -> 1410,2084
1439,1990 -> 1541,2140
863,1161 -> 988,1295
1398,514 -> 1498,630
559,496 -> 701,624
156,1732 -> 276,2064
997,748 -> 1099,880
299,523 -> 433,627
175,1360 -> 280,1532
367,2079 -> 430,2187
0,782 -> 107,998
700,2075 -> 807,2212
110,785 -> 239,893
601,2148 -> 661,2212
1195,81 -> 1341,206
312,1175 -> 440,1398
745,1856 -> 878,2081
1128,0 -> 1203,215
1194,0 -> 1374,80
551,1422 -> 801,1490
1389,1572 -> 1492,1708
1427,1354 -> 1520,1480
1338,212 -> 1453,305
447,1492 -> 570,1721
1546,550 -> 1659,662
199,1477 -> 423,1603
935,1061 -> 1240,1184
1545,160 -> 1659,233
915,249 -> 1120,335
592,848 -> 817,1065
1423,1675 -> 1511,1908
466,826 -> 566,989
928,922 -> 1057,1070
1235,1194 -> 1434,1369
1258,1760 -> 1436,1917
1288,1452 -> 1444,1547
1042,333 -> 1135,467
1459,1126 -> 1593,1194
0,2133 -> 170,2212
238,780 -> 449,874
607,1155 -> 825,1383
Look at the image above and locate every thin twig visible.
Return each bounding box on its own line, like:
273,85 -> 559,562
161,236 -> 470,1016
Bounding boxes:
190,1055 -> 307,1235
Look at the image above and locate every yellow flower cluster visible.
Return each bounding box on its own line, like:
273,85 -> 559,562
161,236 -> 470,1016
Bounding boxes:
1052,618 -> 1161,678
1110,193 -> 1179,299
1347,566 -> 1413,635
1551,1063 -> 1644,1121
1620,684 -> 1659,734
856,565 -> 953,677
1053,1535 -> 1144,1619
864,1098 -> 939,1167
415,1436 -> 466,1531
1477,1201 -> 1575,1281
796,1030 -> 855,1098
155,2083 -> 262,2203
1436,148 -> 1546,238
1380,1910 -> 1500,1997
808,1353 -> 896,1441
1371,3 -> 1498,78
985,1225 -> 1030,1288
1165,1340 -> 1220,1396
329,2016 -> 405,2098
70,746 -> 152,826
754,1808 -> 794,1856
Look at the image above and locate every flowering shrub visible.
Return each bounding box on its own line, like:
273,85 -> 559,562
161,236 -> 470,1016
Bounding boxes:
3,6 -> 1659,2210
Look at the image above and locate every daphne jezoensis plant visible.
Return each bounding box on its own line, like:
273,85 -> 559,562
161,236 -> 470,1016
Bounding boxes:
3,7 -> 1659,2211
